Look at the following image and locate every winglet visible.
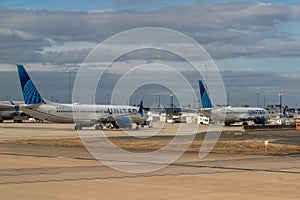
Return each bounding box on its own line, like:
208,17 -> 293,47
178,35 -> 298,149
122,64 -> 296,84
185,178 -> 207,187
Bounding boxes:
9,100 -> 15,106
199,80 -> 213,108
17,64 -> 45,105
9,100 -> 18,112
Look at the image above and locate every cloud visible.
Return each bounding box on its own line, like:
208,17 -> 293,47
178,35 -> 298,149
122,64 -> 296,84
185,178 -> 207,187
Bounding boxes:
2,66 -> 300,106
0,28 -> 34,40
0,2 -> 300,66
112,0 -> 154,4
37,40 -> 97,54
1,2 -> 300,107
221,68 -> 300,106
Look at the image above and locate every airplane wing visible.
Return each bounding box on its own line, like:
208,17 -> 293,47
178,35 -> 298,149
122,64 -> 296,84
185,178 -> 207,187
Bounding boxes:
20,103 -> 44,109
200,108 -> 214,111
0,104 -> 15,111
199,108 -> 214,118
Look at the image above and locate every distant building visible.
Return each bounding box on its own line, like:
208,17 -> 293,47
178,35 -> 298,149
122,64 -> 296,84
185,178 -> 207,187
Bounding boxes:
265,105 -> 282,114
266,104 -> 300,118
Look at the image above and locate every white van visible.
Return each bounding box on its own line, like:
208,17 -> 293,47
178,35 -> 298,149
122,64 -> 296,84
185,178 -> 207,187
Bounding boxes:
197,116 -> 209,125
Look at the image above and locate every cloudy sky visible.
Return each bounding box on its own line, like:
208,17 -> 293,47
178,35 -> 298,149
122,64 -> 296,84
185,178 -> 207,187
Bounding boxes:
1,0 -> 300,107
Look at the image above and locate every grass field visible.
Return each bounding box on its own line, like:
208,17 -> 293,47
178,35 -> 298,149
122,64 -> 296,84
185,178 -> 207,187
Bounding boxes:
1,136 -> 300,156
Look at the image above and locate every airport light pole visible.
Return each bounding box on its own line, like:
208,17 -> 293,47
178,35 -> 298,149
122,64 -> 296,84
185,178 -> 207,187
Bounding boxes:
279,93 -> 282,114
256,93 -> 260,107
203,64 -> 208,84
155,95 -> 161,107
227,92 -> 230,106
170,94 -> 174,114
158,95 -> 161,107
74,96 -> 79,103
66,69 -> 71,103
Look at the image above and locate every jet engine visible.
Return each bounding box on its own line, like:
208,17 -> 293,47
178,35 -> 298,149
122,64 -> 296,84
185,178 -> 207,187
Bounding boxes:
115,116 -> 132,128
254,116 -> 266,125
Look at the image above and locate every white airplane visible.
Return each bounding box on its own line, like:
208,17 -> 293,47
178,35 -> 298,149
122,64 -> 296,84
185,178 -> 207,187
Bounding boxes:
199,80 -> 269,126
0,101 -> 30,123
17,64 -> 147,130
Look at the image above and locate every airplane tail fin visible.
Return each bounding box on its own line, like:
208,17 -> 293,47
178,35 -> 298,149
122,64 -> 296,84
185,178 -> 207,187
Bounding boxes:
138,100 -> 144,116
17,64 -> 45,105
198,80 -> 213,108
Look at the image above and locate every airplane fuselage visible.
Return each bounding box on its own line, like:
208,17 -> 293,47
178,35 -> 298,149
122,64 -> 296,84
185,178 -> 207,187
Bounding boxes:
210,107 -> 269,124
20,103 -> 146,126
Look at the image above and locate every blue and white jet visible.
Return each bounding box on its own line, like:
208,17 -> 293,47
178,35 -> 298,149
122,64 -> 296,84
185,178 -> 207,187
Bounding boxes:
17,64 -> 147,130
199,80 -> 269,126
0,101 -> 30,123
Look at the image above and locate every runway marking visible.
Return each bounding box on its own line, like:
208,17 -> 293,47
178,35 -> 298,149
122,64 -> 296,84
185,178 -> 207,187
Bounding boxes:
1,152 -> 300,186
0,170 -> 238,185
1,163 -> 300,186
1,151 -> 300,173
1,172 -> 58,177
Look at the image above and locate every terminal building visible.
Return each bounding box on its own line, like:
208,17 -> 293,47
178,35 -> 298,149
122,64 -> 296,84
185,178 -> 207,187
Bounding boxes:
265,104 -> 300,118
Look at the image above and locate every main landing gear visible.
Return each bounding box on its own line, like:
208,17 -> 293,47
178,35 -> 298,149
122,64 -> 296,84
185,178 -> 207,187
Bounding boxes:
74,124 -> 82,130
95,124 -> 103,130
74,123 -> 140,130
74,124 -> 104,130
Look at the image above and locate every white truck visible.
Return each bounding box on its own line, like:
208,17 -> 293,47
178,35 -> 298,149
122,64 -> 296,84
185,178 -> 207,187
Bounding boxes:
197,115 -> 209,125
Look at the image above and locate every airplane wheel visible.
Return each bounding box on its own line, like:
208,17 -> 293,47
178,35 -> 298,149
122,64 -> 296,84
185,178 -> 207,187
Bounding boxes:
75,124 -> 82,130
95,124 -> 103,130
0,119 -> 3,123
225,122 -> 231,126
242,121 -> 248,126
135,126 -> 139,130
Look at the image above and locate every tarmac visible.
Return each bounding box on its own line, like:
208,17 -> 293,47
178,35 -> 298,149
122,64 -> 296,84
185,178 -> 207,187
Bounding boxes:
0,122 -> 300,199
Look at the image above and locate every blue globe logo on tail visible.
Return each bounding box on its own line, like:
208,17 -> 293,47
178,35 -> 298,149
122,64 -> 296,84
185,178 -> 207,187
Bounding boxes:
23,80 -> 44,104
199,80 -> 212,108
201,92 -> 212,108
17,64 -> 44,105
